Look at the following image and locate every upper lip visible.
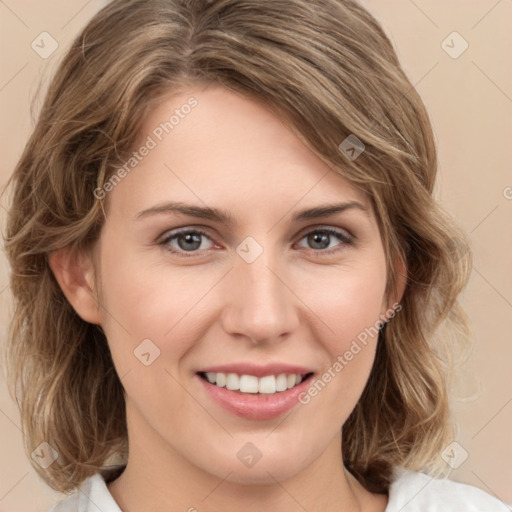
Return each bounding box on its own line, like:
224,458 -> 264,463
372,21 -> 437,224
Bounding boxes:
197,362 -> 315,378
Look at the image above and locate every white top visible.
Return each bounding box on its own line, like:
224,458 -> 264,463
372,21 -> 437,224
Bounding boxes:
48,466 -> 510,511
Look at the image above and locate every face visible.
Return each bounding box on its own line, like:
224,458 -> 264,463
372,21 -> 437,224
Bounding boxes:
91,84 -> 399,484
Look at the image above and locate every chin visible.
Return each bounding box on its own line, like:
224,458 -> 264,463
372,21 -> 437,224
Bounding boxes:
221,461 -> 305,486
196,444 -> 313,486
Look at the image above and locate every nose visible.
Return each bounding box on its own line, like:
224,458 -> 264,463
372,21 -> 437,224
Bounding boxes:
220,248 -> 299,345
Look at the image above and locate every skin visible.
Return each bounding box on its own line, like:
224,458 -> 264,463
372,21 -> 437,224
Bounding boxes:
51,84 -> 406,512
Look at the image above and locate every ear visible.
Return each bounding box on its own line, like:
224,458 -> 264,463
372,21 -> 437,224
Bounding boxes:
392,252 -> 407,306
381,250 -> 408,317
48,246 -> 102,325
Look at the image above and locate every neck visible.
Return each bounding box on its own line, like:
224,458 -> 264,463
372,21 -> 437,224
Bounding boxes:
107,402 -> 387,512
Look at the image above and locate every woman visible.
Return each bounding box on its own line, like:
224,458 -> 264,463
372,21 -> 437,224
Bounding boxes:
3,0 -> 508,510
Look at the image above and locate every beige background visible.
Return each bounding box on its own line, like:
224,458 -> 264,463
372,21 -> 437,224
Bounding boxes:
0,0 -> 511,510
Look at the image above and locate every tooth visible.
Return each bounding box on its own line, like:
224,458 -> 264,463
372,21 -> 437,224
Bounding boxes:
258,375 -> 276,394
210,372 -> 309,393
275,373 -> 288,392
226,373 -> 240,391
239,374 -> 259,393
216,372 -> 226,387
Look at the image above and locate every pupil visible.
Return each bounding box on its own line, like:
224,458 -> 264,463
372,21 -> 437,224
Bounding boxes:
309,232 -> 329,249
179,233 -> 201,251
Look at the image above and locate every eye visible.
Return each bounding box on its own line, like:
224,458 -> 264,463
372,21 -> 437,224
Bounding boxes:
295,227 -> 353,254
159,226 -> 353,258
160,228 -> 215,257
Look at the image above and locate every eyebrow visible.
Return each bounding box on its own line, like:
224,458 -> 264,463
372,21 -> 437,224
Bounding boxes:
135,200 -> 368,224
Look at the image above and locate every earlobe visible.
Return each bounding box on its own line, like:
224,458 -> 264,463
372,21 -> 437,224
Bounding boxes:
48,247 -> 102,325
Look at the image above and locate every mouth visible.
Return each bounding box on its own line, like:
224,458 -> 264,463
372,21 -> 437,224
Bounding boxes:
197,371 -> 315,395
196,370 -> 316,420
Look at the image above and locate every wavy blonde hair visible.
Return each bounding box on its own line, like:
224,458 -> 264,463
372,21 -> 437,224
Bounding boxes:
3,0 -> 472,495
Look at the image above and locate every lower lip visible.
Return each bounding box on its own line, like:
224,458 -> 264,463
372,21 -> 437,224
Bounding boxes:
196,373 -> 314,421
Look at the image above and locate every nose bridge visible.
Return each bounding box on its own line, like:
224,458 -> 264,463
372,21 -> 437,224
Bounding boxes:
221,242 -> 298,343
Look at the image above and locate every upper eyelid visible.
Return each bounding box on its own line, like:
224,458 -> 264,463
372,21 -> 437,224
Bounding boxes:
296,225 -> 353,239
159,226 -> 213,243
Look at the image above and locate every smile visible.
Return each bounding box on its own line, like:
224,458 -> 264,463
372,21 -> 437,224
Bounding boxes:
198,371 -> 312,394
196,371 -> 315,420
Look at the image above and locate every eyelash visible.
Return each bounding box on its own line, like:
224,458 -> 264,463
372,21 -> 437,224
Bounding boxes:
158,226 -> 354,259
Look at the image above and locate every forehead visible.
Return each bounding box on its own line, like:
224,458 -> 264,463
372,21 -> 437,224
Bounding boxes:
106,84 -> 372,222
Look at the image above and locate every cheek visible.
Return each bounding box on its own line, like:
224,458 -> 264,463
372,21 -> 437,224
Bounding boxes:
296,257 -> 388,344
96,241 -> 219,371
293,260 -> 387,410
95,250 -> 212,414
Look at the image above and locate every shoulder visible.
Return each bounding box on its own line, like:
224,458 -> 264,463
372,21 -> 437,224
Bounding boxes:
46,466 -> 124,512
386,468 -> 510,511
